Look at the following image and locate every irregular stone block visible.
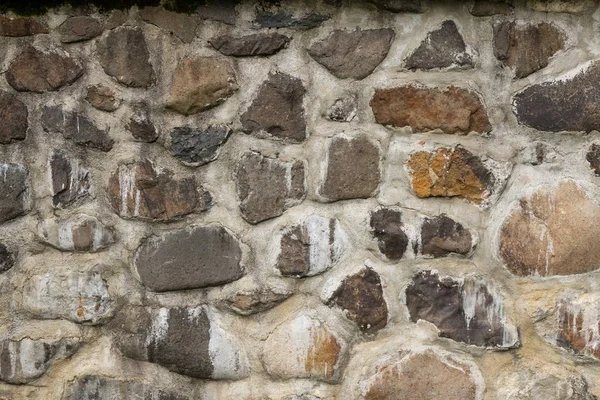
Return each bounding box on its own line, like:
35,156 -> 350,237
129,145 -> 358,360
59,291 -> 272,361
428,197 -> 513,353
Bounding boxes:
37,215 -> 115,253
6,47 -> 83,93
0,15 -> 48,36
58,16 -> 102,43
366,0 -> 425,12
210,33 -> 290,57
262,315 -> 346,382
499,180 -> 600,276
420,215 -> 473,258
404,270 -> 520,348
326,267 -> 388,334
49,150 -> 91,209
0,337 -> 79,384
134,225 -> 244,292
497,368 -> 596,400
97,27 -> 154,88
198,0 -> 237,24
171,125 -> 231,166
85,85 -> 120,112
0,243 -> 14,273
326,95 -> 357,122
371,85 -> 491,134
319,135 -> 380,201
405,20 -> 473,70
139,6 -> 199,43
0,163 -> 30,223
107,159 -> 209,221
241,72 -> 307,142
225,288 -> 293,316
63,375 -> 190,400
126,103 -> 158,142
494,21 -> 564,78
166,57 -> 237,115
41,106 -> 113,152
308,29 -> 395,80
0,90 -> 28,144
470,0 -> 514,15
513,61 -> 600,132
527,0 -> 598,13
235,152 -> 305,224
23,270 -> 111,325
369,208 -> 409,260
254,11 -> 329,29
276,216 -> 347,277
556,293 -> 600,360
587,144 -> 600,176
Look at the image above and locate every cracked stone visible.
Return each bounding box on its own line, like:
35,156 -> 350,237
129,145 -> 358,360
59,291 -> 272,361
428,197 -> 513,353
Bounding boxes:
0,163 -> 30,223
48,150 -> 91,209
171,125 -> 231,166
210,33 -> 290,57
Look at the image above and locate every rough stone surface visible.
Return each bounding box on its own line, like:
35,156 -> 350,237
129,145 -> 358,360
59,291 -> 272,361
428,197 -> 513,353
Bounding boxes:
171,125 -> 231,166
241,72 -> 307,142
319,135 -> 380,201
587,144 -> 600,176
49,150 -> 91,209
494,22 -> 564,78
6,47 -> 83,93
555,293 -> 600,360
166,57 -> 237,115
63,376 -> 190,400
513,61 -> 600,132
0,90 -> 28,144
371,85 -> 491,134
262,315 -> 345,382
235,152 -> 306,224
308,29 -> 395,80
134,225 -> 244,292
470,0 -> 514,15
499,180 -> 600,276
139,6 -> 199,43
37,215 -> 115,253
198,0 -> 237,24
369,208 -> 409,260
107,159 -> 208,221
254,11 -> 329,29
527,0 -> 598,13
0,163 -> 30,223
126,103 -> 158,142
404,270 -> 520,348
366,0 -> 425,12
58,16 -> 102,43
0,16 -> 48,36
210,33 -> 290,57
85,85 -> 121,112
420,215 -> 473,258
97,27 -> 155,88
276,216 -> 347,277
0,243 -> 14,273
326,95 -> 357,122
326,267 -> 388,334
497,369 -> 597,400
225,288 -> 293,315
405,20 -> 473,70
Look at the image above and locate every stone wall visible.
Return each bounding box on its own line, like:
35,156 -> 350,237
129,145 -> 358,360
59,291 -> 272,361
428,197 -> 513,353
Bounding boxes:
0,0 -> 600,398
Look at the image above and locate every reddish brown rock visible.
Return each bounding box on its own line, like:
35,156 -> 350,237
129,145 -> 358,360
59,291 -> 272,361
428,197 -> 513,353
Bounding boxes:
209,33 -> 290,57
556,293 -> 600,360
371,86 -> 491,134
85,85 -> 120,112
369,208 -> 409,260
0,90 -> 27,144
499,180 -> 600,276
139,6 -> 199,43
225,288 -> 293,315
0,16 -> 48,36
58,16 -> 103,43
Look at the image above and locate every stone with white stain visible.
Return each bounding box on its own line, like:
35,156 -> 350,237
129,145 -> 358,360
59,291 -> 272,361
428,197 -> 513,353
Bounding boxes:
497,367 -> 597,400
0,163 -> 30,223
49,150 -> 91,209
63,375 -> 190,399
37,215 -> 115,253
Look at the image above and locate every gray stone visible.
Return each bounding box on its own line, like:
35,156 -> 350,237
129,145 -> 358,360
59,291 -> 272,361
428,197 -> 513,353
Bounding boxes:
58,16 -> 103,43
139,6 -> 199,43
209,33 -> 290,57
470,0 -> 513,15
326,95 -> 357,122
420,215 -> 473,258
369,208 -> 409,260
85,85 -> 121,112
366,0 -> 425,12
0,90 -> 28,144
104,9 -> 128,30
126,103 -> 158,142
197,0 -> 237,24
235,152 -> 306,224
0,15 -> 48,36
254,11 -> 329,29
0,163 -> 30,223
134,225 -> 244,292
48,150 -> 91,209
0,243 -> 14,273
171,125 -> 231,166
63,376 -> 190,400
497,369 -> 597,400
308,29 -> 395,80
37,215 -> 115,253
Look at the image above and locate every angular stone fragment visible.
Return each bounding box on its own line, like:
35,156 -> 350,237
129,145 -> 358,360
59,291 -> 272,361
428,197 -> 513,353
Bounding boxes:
499,180 -> 600,276
134,225 -> 244,292
326,95 -> 357,122
361,350 -> 483,400
41,106 -> 113,152
420,215 -> 473,258
171,125 -> 231,166
497,368 -> 596,400
326,267 -> 388,334
470,0 -> 514,15
49,150 -> 91,209
494,22 -> 564,78
0,163 -> 30,223
107,159 -> 208,221
37,215 -> 115,253
319,135 -> 380,201
235,152 -> 306,224
126,103 -> 158,142
369,208 -> 409,260
6,47 -> 83,93
276,216 -> 347,277
225,288 -> 293,315
404,270 -> 519,348
513,61 -> 600,132
210,33 -> 290,57
0,90 -> 27,144
0,337 -> 79,384
366,0 -> 425,12
241,72 -> 307,142
22,270 -> 111,324
527,0 -> 598,13
308,29 -> 395,80
64,376 -> 190,400
587,144 -> 600,176
0,243 -> 14,273
262,315 -> 346,382
104,9 -> 128,30
115,306 -> 249,379
254,11 -> 329,29
405,20 -> 472,70
166,57 -> 237,115
139,6 -> 199,43
371,86 -> 491,134
97,27 -> 154,88
556,293 -> 600,360
0,15 -> 48,36
58,16 -> 102,43
85,84 -> 120,112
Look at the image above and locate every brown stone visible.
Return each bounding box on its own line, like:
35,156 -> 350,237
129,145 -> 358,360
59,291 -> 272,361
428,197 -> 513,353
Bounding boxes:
209,33 -> 290,57
225,288 -> 293,315
0,16 -> 48,36
0,90 -> 27,144
166,57 -> 237,115
406,146 -> 495,205
49,150 -> 91,209
140,6 -> 199,43
420,215 -> 473,258
6,47 -> 83,93
37,215 -> 115,253
494,22 -> 564,79
319,135 -> 380,201
58,16 -> 103,43
369,208 -> 409,260
499,180 -> 600,276
470,0 -> 514,15
556,293 -> 600,360
85,85 -> 120,112
126,103 -> 158,142
587,144 -> 600,176
371,85 -> 491,134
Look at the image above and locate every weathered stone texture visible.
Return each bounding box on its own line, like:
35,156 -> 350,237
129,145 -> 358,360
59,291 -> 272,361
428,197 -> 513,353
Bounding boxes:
140,6 -> 199,43
85,85 -> 121,112
470,0 -> 513,15
327,95 -> 357,122
42,106 -> 114,152
556,293 -> 600,360
225,288 -> 293,315
0,16 -> 48,36
49,150 -> 91,209
0,163 -> 30,223
0,91 -> 28,144
527,0 -> 598,13
366,0 -> 425,12
171,125 -> 231,166
497,369 -> 597,400
420,215 -> 473,257
254,11 -> 329,29
0,243 -> 14,273
587,144 -> 600,176
369,208 -> 409,260
126,104 -> 158,142
63,376 -> 190,400
210,33 -> 290,56
58,16 -> 102,43
37,215 -> 115,252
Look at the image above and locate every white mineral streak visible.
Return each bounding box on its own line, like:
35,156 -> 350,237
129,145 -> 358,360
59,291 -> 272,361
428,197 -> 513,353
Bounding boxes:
304,216 -> 347,276
208,311 -> 250,379
118,164 -> 138,217
147,308 -> 170,348
57,220 -> 75,250
560,293 -> 600,358
37,215 -> 114,252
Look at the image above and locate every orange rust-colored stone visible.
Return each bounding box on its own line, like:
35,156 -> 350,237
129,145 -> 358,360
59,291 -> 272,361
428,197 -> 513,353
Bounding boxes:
305,323 -> 341,379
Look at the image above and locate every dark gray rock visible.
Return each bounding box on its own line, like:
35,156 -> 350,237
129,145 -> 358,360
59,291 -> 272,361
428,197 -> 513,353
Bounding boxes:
0,163 -> 30,223
405,20 -> 473,70
420,215 -> 473,258
63,375 -> 190,400
366,0 -> 425,12
49,150 -> 91,209
587,144 -> 600,176
198,0 -> 237,24
326,95 -> 357,122
58,16 -> 103,43
41,106 -> 113,152
254,11 -> 329,29
0,90 -> 27,144
0,243 -> 14,273
470,0 -> 513,15
308,29 -> 395,80
171,125 -> 231,166
210,33 -> 290,57
139,6 -> 199,43
126,104 -> 158,142
369,208 -> 409,260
